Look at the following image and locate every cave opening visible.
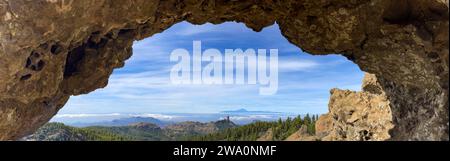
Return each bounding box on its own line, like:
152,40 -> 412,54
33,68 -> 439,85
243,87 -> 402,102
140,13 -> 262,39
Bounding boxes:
1,0 -> 447,142
47,22 -> 364,133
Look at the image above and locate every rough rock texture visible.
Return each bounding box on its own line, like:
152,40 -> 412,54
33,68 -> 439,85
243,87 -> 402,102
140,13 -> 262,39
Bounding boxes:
256,128 -> 274,141
285,126 -> 317,141
0,0 -> 448,140
317,74 -> 394,141
315,114 -> 333,139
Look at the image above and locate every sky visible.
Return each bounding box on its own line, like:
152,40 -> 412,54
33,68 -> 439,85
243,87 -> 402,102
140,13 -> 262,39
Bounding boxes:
55,21 -> 364,116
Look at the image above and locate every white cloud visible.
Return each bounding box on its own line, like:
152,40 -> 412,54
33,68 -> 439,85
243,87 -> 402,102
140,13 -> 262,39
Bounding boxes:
130,113 -> 181,120
224,115 -> 274,121
54,113 -> 182,121
54,113 -> 122,118
277,60 -> 319,72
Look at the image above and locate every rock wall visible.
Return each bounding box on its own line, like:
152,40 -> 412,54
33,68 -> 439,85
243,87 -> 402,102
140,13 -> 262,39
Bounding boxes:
317,74 -> 394,141
285,126 -> 317,141
315,114 -> 333,139
0,0 -> 448,140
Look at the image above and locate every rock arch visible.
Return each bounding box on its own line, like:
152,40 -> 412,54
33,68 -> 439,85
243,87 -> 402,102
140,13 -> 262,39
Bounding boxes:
0,0 -> 448,140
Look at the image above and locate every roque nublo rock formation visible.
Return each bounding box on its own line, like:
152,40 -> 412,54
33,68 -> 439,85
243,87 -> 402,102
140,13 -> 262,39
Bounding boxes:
0,0 -> 448,140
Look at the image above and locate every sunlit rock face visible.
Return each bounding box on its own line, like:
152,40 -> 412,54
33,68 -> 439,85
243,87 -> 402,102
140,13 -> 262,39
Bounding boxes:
317,74 -> 394,141
0,0 -> 448,140
315,114 -> 333,140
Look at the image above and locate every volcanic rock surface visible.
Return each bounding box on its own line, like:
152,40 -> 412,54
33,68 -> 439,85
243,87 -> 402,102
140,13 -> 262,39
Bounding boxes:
0,0 -> 448,140
285,126 -> 317,141
317,74 -> 394,141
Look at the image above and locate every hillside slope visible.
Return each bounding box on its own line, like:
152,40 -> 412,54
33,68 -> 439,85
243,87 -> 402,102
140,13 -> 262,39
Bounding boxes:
22,119 -> 237,141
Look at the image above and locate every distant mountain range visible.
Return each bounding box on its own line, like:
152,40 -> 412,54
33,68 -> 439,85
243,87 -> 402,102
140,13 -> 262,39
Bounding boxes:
21,114 -> 319,141
69,117 -> 169,127
220,108 -> 282,114
52,109 -> 300,127
21,119 -> 237,141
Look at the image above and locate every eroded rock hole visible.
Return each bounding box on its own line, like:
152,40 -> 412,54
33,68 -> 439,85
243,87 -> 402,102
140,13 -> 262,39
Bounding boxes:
64,32 -> 113,78
51,43 -> 63,55
359,130 -> 373,141
382,0 -> 413,25
20,74 -> 32,81
25,52 -> 45,71
306,16 -> 318,25
64,44 -> 86,78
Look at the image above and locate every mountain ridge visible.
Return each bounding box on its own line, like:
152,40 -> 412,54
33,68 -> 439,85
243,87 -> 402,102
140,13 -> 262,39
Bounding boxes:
22,119 -> 237,141
69,116 -> 169,127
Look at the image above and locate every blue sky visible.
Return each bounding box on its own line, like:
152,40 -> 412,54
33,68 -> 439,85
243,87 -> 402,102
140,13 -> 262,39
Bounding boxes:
56,21 -> 364,116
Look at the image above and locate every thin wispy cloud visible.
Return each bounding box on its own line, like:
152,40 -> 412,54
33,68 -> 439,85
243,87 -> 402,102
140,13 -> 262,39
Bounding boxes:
130,113 -> 181,120
54,113 -> 122,118
53,113 -> 182,121
278,60 -> 319,72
